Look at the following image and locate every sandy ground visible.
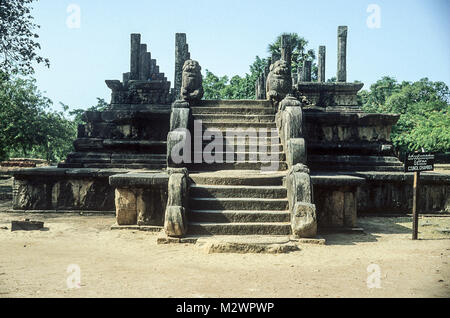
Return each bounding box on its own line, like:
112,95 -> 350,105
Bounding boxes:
0,175 -> 449,298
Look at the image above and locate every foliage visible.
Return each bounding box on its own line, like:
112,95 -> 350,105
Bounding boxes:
0,77 -> 77,162
203,56 -> 267,100
360,77 -> 450,154
202,33 -> 319,100
267,33 -> 317,81
0,0 -> 49,78
69,97 -> 109,125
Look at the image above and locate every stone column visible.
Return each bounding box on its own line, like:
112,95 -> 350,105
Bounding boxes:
318,46 -> 326,83
264,58 -> 271,79
281,34 -> 292,71
139,44 -> 150,81
337,26 -> 348,82
301,60 -> 312,82
175,33 -> 190,100
130,34 -> 141,80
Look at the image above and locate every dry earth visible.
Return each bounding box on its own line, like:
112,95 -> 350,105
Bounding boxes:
0,177 -> 449,298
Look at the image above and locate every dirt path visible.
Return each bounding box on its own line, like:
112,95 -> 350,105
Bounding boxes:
0,203 -> 449,298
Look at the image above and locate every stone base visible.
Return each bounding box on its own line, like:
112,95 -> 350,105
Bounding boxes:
311,171 -> 450,227
355,171 -> 450,214
311,173 -> 363,228
109,172 -> 169,226
12,167 -> 125,211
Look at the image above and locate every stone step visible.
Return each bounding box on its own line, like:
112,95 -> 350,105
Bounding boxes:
309,155 -> 403,165
189,184 -> 287,199
82,163 -> 166,170
197,100 -> 273,108
189,197 -> 289,211
184,161 -> 288,171
193,114 -> 275,123
308,164 -> 404,172
192,152 -> 286,161
201,121 -> 277,130
202,138 -> 282,146
189,210 -> 290,223
103,139 -> 167,151
189,171 -> 286,186
188,222 -> 292,236
111,153 -> 166,164
74,139 -> 167,153
191,107 -> 276,115
199,137 -> 281,146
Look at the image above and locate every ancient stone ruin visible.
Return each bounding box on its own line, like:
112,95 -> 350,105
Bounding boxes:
11,28 -> 450,240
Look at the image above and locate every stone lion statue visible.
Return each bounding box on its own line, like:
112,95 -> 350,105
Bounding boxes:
181,59 -> 204,103
266,60 -> 292,104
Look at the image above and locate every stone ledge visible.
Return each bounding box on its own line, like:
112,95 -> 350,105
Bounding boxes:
110,224 -> 163,232
311,173 -> 365,187
109,172 -> 169,188
12,167 -> 127,179
304,110 -> 400,126
353,171 -> 450,184
7,210 -> 115,214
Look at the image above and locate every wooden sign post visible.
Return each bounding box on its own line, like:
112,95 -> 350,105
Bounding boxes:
404,153 -> 435,240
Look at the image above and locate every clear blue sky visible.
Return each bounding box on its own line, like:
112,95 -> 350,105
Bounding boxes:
31,0 -> 450,112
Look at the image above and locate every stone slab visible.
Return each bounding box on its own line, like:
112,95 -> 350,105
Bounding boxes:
11,220 -> 44,231
110,224 -> 163,232
109,172 -> 169,188
195,235 -> 300,254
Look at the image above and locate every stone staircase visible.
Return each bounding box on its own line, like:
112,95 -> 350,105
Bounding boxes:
189,100 -> 287,171
186,100 -> 291,236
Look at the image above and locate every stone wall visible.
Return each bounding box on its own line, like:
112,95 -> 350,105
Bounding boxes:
12,168 -> 121,211
355,172 -> 450,214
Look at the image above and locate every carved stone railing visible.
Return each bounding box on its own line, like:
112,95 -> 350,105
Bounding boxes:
164,168 -> 189,237
275,95 -> 307,169
286,164 -> 317,238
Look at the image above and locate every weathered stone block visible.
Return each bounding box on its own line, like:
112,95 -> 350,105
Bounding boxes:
11,220 -> 44,231
115,188 -> 137,225
291,202 -> 317,238
164,206 -> 187,237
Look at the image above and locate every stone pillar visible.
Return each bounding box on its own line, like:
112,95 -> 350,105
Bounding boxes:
139,44 -> 150,81
297,67 -> 302,84
130,34 -> 141,80
175,33 -> 190,100
301,60 -> 312,82
337,26 -> 348,82
256,74 -> 266,99
123,72 -> 130,84
318,46 -> 326,83
281,34 -> 291,72
264,58 -> 271,79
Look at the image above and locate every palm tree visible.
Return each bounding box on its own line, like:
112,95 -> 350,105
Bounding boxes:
267,33 -> 317,81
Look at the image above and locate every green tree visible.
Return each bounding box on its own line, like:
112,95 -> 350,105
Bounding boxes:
360,77 -> 450,154
0,77 -> 77,162
69,97 -> 109,125
0,0 -> 49,78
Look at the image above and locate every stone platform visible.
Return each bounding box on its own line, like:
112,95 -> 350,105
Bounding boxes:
157,233 -> 326,254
